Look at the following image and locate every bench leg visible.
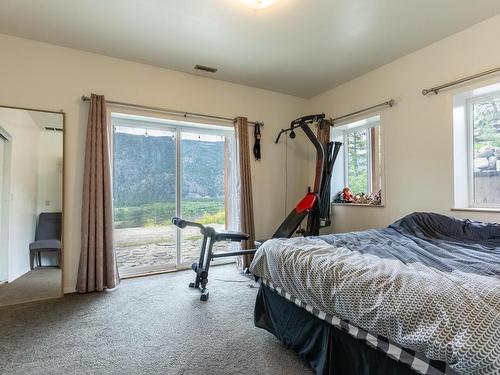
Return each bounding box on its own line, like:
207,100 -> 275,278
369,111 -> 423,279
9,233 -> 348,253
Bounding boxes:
38,252 -> 42,268
30,252 -> 35,270
190,236 -> 208,289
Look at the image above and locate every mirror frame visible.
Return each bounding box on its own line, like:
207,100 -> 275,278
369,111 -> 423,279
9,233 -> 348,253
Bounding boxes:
0,104 -> 65,301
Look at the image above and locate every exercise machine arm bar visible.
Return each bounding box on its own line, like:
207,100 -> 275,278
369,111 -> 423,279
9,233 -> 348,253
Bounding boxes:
275,113 -> 329,144
172,217 -> 205,230
290,113 -> 326,126
211,249 -> 256,259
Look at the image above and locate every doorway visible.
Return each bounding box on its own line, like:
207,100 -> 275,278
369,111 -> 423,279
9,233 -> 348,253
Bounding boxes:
111,113 -> 236,277
0,132 -> 8,283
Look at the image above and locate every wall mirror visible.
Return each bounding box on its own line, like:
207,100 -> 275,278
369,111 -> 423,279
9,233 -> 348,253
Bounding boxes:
0,106 -> 64,307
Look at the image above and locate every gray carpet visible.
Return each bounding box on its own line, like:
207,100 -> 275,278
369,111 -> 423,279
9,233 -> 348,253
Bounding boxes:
0,264 -> 312,375
0,268 -> 62,307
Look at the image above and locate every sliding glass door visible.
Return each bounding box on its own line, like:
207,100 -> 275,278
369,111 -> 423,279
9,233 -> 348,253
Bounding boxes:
180,131 -> 232,265
113,124 -> 177,276
112,114 -> 235,277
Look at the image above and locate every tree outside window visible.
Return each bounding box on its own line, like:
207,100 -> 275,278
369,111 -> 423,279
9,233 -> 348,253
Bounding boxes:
346,129 -> 369,194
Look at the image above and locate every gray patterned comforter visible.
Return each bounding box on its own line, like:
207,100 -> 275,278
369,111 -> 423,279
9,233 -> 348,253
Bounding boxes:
249,212 -> 500,374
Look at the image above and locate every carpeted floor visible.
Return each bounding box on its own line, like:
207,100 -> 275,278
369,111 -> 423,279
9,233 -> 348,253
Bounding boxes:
0,268 -> 62,307
0,264 -> 312,375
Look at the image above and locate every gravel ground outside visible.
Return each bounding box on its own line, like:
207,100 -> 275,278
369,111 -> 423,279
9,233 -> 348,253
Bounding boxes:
115,224 -> 230,275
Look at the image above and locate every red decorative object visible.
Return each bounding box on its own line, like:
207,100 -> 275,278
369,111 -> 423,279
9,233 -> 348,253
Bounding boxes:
342,187 -> 353,203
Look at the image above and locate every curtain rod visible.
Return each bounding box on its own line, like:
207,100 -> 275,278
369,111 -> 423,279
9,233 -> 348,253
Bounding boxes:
80,96 -> 263,127
422,66 -> 500,96
331,99 -> 395,124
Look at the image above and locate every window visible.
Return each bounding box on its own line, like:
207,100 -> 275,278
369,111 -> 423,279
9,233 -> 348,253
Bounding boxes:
469,94 -> 500,207
332,115 -> 383,205
453,83 -> 500,209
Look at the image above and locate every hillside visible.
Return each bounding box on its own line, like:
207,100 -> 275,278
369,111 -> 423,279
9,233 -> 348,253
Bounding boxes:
113,132 -> 225,208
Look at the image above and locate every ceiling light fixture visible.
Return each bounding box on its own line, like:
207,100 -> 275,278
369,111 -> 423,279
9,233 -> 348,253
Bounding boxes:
239,0 -> 278,10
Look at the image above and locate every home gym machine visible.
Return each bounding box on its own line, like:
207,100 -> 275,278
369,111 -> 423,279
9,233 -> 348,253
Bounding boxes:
172,113 -> 342,301
273,114 -> 342,237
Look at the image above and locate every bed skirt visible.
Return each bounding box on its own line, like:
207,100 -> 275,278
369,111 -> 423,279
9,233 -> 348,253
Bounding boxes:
254,283 -> 425,375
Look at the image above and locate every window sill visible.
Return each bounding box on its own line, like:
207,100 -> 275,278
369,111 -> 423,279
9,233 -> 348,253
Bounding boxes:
451,207 -> 500,213
332,203 -> 385,208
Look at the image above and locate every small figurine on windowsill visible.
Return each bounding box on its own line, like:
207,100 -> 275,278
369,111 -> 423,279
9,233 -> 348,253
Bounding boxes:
334,191 -> 344,203
368,189 -> 382,205
353,192 -> 368,204
342,187 -> 353,203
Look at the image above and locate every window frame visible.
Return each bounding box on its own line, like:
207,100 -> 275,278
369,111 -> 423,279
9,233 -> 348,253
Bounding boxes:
466,90 -> 500,209
331,115 -> 383,205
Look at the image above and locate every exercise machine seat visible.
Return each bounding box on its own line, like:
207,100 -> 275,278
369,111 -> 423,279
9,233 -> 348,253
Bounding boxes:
214,230 -> 249,242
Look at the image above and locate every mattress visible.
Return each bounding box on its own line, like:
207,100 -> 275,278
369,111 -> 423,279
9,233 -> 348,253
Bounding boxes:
249,212 -> 500,375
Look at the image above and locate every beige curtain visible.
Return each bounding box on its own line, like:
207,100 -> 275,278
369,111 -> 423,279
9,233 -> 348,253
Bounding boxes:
76,94 -> 119,293
234,117 -> 256,270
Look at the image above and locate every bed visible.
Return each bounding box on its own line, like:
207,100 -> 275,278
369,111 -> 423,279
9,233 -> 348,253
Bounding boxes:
249,212 -> 500,375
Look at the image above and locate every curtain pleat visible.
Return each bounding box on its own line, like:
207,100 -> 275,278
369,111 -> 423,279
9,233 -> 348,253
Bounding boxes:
76,94 -> 119,293
234,117 -> 256,270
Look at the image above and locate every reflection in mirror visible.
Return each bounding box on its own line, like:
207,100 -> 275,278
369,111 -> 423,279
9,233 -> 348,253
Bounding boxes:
0,107 -> 63,306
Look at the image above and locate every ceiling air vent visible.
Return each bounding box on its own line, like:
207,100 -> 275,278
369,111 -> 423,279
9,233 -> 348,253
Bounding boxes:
194,64 -> 218,73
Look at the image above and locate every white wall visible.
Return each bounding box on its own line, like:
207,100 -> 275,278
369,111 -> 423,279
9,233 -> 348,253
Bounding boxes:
36,131 -> 63,214
0,33 -> 310,293
310,13 -> 500,234
0,108 -> 39,281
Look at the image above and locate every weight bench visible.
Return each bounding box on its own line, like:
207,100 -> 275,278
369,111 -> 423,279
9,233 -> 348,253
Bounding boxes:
172,217 -> 256,301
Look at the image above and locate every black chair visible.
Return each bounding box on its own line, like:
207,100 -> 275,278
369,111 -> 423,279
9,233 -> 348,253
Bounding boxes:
29,212 -> 62,270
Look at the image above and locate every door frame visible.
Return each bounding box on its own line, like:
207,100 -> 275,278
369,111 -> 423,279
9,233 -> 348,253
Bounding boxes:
0,127 -> 11,283
109,111 -> 235,277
